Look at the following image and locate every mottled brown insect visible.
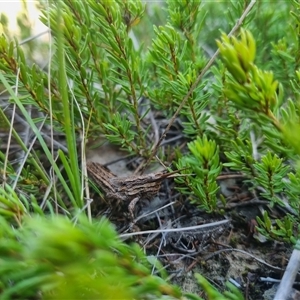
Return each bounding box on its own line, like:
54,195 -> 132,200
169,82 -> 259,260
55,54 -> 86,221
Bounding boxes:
87,161 -> 178,217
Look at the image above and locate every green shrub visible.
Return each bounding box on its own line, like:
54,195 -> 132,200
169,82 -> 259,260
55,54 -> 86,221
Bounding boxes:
1,0 -> 300,298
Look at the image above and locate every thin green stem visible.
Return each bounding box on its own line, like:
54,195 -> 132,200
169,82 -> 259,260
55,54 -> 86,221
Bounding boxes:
56,1 -> 82,207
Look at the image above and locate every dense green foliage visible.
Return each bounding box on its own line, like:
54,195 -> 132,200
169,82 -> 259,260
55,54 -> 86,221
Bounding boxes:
0,215 -> 183,299
1,0 -> 300,298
